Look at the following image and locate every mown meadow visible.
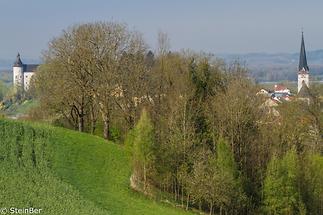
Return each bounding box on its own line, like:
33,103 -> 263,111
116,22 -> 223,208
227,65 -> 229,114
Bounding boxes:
0,119 -> 192,215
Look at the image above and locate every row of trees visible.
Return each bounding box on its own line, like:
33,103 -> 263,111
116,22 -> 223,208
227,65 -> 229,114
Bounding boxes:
125,46 -> 322,214
31,22 -> 323,214
129,103 -> 322,215
123,43 -> 323,214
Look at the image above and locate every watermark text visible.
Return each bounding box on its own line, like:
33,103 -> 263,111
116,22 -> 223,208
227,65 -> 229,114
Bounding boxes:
0,207 -> 42,214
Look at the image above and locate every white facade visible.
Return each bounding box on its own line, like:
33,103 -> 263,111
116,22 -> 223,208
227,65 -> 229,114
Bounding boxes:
23,72 -> 35,90
298,71 -> 309,93
13,66 -> 24,88
12,54 -> 38,91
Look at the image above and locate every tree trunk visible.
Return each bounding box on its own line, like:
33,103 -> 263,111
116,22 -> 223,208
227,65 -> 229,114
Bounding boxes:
174,178 -> 177,201
90,104 -> 97,134
91,119 -> 97,134
186,194 -> 189,210
78,96 -> 85,132
209,202 -> 213,215
181,185 -> 184,207
78,114 -> 84,132
128,114 -> 135,129
103,113 -> 110,140
143,163 -> 147,192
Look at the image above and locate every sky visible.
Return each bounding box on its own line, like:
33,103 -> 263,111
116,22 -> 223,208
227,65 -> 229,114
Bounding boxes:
0,0 -> 323,60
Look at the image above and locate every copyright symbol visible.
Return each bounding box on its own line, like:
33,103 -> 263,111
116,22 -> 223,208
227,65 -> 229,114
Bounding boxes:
0,208 -> 7,214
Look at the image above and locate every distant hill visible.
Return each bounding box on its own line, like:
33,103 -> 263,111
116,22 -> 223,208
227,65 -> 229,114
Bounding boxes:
218,49 -> 323,82
1,51 -> 323,83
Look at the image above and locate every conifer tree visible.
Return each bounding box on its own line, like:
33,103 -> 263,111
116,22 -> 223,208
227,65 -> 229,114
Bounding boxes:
131,109 -> 155,192
213,138 -> 245,214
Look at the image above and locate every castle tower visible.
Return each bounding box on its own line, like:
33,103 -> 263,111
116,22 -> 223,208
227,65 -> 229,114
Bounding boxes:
13,53 -> 24,89
297,32 -> 310,93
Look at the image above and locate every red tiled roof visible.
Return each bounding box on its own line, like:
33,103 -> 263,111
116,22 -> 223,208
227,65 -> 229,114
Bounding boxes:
274,84 -> 287,91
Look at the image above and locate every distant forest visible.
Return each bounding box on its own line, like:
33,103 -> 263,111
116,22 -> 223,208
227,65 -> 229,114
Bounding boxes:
2,50 -> 323,83
220,50 -> 323,82
249,64 -> 323,82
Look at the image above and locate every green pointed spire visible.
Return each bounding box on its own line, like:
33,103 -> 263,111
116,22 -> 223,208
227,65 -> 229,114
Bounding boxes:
299,32 -> 309,71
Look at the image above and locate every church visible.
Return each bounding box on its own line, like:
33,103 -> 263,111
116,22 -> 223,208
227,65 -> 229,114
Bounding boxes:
297,32 -> 311,98
259,32 -> 312,101
13,53 -> 39,91
257,32 -> 314,116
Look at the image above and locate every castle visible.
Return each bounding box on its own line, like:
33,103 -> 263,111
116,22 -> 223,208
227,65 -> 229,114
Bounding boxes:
13,53 -> 39,91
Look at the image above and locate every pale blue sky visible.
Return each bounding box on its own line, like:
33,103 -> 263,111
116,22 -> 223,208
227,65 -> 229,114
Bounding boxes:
0,0 -> 322,59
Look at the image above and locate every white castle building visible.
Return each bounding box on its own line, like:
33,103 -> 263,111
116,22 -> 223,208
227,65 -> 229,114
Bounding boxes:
13,53 -> 39,91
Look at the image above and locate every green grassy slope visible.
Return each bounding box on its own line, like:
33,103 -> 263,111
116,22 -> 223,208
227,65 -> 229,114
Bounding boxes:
0,120 -> 192,215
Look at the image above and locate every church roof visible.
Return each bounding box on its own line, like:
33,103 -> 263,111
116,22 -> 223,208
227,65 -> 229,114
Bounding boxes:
297,81 -> 311,98
298,32 -> 309,72
13,53 -> 39,72
13,53 -> 23,67
24,64 -> 39,73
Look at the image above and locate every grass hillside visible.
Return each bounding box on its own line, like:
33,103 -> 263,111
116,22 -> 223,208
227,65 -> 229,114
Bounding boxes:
0,120 -> 192,215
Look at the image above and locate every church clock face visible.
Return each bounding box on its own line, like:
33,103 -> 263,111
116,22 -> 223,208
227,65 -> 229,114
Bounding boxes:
301,74 -> 305,78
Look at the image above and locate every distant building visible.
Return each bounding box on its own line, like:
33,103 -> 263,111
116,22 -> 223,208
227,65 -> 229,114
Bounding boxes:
256,88 -> 272,96
269,32 -> 311,100
274,84 -> 290,94
259,32 -> 313,115
13,53 -> 39,91
297,32 -> 310,93
272,84 -> 291,100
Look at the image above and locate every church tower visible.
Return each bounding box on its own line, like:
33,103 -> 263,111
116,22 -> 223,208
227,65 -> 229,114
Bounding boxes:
297,32 -> 310,93
13,53 -> 24,89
